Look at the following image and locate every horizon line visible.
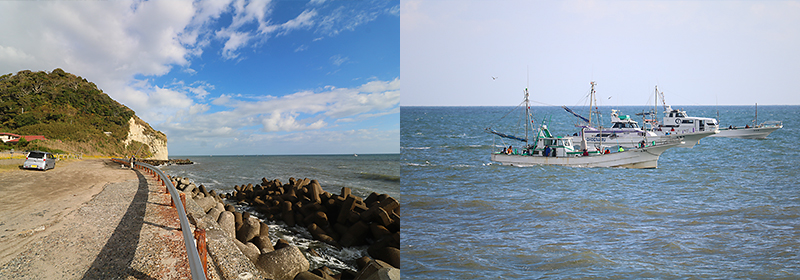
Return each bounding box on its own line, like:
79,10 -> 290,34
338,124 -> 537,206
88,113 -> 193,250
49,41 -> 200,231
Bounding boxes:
400,104 -> 796,107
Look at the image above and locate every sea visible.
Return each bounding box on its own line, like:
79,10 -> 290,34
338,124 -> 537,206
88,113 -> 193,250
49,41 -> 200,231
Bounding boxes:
160,154 -> 399,273
401,106 -> 800,279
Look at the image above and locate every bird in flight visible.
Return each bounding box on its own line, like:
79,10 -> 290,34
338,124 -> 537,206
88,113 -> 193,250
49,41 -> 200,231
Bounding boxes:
491,76 -> 498,80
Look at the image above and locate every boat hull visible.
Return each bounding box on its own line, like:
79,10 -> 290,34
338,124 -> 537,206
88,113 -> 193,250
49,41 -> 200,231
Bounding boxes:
709,126 -> 781,139
652,130 -> 717,148
490,142 -> 679,169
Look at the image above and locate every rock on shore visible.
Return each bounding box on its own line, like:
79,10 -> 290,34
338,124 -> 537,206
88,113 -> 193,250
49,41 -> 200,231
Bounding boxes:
171,176 -> 399,280
137,159 -> 193,166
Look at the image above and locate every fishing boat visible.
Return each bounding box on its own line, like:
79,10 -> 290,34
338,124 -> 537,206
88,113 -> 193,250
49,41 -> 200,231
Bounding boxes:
563,82 -> 661,150
638,86 -> 719,148
710,104 -> 783,139
486,87 -> 682,169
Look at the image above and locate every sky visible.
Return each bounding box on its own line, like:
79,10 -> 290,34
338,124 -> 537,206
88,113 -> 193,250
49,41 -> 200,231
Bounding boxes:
0,0 -> 399,156
402,0 -> 800,107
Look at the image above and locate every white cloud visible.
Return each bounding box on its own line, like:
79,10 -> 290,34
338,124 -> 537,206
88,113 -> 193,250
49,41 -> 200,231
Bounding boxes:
212,94 -> 233,105
0,45 -> 33,65
276,9 -> 317,36
261,112 -> 327,132
294,44 -> 309,52
161,78 -> 399,143
187,81 -> 214,99
217,29 -> 252,60
330,54 -> 349,66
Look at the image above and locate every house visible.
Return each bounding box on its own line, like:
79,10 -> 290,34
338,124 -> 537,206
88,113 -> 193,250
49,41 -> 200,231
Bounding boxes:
0,133 -> 21,143
0,133 -> 47,143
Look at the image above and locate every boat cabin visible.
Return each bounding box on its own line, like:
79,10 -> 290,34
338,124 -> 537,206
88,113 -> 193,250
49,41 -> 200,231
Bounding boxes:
532,136 -> 576,157
656,105 -> 718,133
610,110 -> 640,129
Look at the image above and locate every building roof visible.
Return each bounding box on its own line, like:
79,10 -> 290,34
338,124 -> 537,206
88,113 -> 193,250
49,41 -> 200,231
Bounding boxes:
6,135 -> 47,143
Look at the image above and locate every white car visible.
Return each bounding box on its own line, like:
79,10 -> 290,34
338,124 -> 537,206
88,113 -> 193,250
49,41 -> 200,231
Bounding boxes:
23,151 -> 56,170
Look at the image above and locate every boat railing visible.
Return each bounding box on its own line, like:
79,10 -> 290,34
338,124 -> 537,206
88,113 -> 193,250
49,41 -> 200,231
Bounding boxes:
760,120 -> 783,128
112,158 -> 208,280
647,137 -> 683,147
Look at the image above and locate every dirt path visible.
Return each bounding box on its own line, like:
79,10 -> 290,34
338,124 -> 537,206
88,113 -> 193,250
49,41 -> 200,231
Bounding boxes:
0,159 -> 136,265
0,159 -> 208,279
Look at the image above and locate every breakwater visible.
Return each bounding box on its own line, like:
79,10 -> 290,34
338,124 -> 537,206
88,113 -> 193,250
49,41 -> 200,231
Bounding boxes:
137,158 -> 193,166
172,176 -> 399,280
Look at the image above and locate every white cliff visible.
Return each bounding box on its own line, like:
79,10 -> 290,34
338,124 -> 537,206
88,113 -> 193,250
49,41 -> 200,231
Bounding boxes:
123,116 -> 168,160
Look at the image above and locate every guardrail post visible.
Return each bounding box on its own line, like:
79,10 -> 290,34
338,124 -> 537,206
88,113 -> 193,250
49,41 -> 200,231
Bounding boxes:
179,193 -> 187,214
194,228 -> 208,278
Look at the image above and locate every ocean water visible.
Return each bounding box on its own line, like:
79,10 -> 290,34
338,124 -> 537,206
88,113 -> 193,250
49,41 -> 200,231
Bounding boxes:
161,154 -> 399,199
160,154 -> 399,272
401,106 -> 800,279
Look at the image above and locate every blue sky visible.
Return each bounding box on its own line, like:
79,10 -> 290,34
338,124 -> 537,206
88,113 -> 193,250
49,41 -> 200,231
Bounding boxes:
0,0 -> 399,156
402,0 -> 800,107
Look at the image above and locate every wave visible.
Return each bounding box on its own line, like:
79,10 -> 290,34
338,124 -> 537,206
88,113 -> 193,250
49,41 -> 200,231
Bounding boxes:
358,172 -> 400,182
402,146 -> 431,150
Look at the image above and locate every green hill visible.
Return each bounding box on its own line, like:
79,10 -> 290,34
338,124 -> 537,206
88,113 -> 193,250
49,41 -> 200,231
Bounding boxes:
0,69 -> 156,157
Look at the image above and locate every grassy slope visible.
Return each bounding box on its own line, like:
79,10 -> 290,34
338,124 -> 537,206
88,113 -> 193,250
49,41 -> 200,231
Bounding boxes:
0,69 -> 154,157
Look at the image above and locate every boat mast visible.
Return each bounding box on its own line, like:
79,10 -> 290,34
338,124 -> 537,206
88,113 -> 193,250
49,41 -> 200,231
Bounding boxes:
755,103 -> 758,126
525,87 -> 530,145
654,85 -> 658,124
589,81 -> 600,126
525,67 -> 530,146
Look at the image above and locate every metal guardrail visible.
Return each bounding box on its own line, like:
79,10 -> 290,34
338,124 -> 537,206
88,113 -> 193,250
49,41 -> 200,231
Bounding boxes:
113,158 -> 207,280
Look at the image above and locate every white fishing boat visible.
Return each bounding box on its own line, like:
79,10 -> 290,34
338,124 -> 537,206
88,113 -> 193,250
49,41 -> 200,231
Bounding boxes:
639,86 -> 719,148
711,121 -> 782,139
487,87 -> 682,169
710,104 -> 783,139
563,82 -> 661,150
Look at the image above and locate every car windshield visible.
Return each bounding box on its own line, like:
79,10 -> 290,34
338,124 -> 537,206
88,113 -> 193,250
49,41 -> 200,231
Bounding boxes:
28,152 -> 45,158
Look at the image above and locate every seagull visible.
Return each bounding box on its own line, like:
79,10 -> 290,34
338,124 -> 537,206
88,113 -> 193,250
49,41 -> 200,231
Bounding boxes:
491,76 -> 498,80
608,96 -> 612,99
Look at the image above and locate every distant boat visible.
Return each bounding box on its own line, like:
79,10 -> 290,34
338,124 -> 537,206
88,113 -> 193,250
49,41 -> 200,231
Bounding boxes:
638,86 -> 720,148
354,154 -> 358,157
710,104 -> 783,139
486,85 -> 682,169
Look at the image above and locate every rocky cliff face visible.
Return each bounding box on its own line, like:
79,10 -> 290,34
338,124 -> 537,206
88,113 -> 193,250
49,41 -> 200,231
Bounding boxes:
123,116 -> 168,160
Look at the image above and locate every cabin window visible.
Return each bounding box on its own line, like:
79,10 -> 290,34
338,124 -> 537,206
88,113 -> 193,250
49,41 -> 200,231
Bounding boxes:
682,120 -> 694,124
